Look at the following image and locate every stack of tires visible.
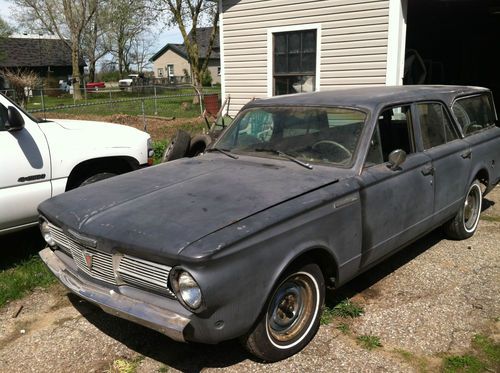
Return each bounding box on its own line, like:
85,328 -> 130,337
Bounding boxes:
161,130 -> 214,163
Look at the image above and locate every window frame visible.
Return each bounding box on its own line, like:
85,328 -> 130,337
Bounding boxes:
451,93 -> 498,137
167,64 -> 174,77
362,103 -> 417,168
266,24 -> 321,98
414,100 -> 460,151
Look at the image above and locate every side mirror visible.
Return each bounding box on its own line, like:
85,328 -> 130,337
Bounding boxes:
5,106 -> 25,131
388,149 -> 407,170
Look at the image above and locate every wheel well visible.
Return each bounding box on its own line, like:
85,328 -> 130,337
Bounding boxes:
66,156 -> 138,191
475,168 -> 489,189
287,248 -> 338,288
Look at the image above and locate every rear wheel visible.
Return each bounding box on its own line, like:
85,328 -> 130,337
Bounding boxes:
444,179 -> 482,239
243,263 -> 324,362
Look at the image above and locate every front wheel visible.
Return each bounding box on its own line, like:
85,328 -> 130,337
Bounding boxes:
444,179 -> 482,239
242,263 -> 325,362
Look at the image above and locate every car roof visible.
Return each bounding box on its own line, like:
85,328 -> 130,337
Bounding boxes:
243,85 -> 490,111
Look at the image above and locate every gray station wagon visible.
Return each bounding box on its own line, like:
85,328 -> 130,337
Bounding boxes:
38,86 -> 500,361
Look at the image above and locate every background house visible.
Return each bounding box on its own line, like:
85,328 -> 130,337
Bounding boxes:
219,0 -> 500,116
150,27 -> 221,85
0,34 -> 85,89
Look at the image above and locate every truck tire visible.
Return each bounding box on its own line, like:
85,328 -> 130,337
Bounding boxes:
187,134 -> 213,157
444,179 -> 482,240
162,130 -> 191,162
242,263 -> 324,362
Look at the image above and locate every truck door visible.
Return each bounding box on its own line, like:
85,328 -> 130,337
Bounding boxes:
0,99 -> 51,232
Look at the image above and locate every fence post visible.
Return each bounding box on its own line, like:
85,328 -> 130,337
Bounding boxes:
109,91 -> 112,108
40,87 -> 46,119
141,99 -> 147,132
154,86 -> 158,115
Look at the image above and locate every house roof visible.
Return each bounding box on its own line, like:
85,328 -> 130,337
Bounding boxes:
0,37 -> 85,68
150,27 -> 220,62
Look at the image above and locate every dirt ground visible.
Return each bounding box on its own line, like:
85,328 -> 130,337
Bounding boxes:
0,187 -> 499,373
45,113 -> 206,142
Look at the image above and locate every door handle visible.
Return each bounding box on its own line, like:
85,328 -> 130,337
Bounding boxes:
421,164 -> 434,176
461,150 -> 472,159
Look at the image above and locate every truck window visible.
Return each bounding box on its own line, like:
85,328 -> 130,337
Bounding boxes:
0,104 -> 7,131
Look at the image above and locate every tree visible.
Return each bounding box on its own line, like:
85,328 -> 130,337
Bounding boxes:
13,0 -> 98,99
81,0 -> 113,82
160,0 -> 219,92
0,17 -> 13,62
0,17 -> 12,38
1,68 -> 40,107
105,0 -> 153,77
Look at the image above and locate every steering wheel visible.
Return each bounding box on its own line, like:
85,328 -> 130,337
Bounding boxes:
311,140 -> 352,159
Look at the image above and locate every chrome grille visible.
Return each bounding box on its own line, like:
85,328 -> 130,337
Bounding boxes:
71,246 -> 117,285
118,255 -> 175,297
48,224 -> 73,257
47,223 -> 175,297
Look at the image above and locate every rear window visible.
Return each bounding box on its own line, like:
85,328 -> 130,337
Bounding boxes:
452,94 -> 496,135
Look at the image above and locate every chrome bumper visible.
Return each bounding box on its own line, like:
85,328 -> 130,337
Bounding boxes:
39,248 -> 189,342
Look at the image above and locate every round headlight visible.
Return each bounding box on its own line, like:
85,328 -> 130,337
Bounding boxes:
177,271 -> 202,310
40,219 -> 56,247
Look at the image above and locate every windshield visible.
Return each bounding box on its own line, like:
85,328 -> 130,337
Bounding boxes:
216,106 -> 367,166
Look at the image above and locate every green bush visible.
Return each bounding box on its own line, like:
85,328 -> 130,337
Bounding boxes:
202,69 -> 212,87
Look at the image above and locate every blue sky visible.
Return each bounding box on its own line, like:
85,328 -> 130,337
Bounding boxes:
0,0 -> 183,56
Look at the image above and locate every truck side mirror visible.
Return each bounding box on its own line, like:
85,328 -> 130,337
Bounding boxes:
5,106 -> 25,131
388,149 -> 407,170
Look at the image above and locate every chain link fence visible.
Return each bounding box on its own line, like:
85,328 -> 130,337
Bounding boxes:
2,85 -> 221,126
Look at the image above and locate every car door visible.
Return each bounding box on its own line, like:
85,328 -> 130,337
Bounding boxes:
358,104 -> 434,267
414,102 -> 472,223
0,99 -> 51,232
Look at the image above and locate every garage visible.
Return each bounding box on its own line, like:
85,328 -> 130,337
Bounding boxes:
404,0 -> 500,108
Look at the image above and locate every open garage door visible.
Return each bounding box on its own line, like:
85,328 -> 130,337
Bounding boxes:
404,0 -> 500,108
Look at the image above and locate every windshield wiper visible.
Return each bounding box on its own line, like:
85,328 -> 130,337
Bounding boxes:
254,148 -> 313,170
206,147 -> 239,159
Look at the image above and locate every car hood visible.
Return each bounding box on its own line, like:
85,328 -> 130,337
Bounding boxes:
48,118 -> 138,133
39,154 -> 349,259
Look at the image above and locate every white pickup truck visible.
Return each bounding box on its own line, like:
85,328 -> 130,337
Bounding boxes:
0,93 -> 152,235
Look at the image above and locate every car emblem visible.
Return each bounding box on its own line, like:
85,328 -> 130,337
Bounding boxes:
83,251 -> 94,270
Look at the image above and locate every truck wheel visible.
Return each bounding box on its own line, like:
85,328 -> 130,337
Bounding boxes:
79,172 -> 116,187
162,130 -> 191,162
444,180 -> 482,239
243,263 -> 324,362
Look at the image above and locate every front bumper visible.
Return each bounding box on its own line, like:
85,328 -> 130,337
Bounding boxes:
39,248 -> 190,342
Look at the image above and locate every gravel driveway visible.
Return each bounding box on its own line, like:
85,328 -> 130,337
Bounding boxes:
1,187 -> 499,373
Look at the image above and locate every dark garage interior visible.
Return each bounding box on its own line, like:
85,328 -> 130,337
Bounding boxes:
405,0 -> 500,109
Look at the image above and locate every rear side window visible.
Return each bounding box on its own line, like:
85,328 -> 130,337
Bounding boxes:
417,103 -> 458,149
452,94 -> 496,135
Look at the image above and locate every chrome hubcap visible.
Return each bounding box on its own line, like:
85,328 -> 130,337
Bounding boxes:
463,185 -> 480,230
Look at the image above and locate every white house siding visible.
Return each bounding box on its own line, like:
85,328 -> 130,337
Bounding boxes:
221,0 -> 391,116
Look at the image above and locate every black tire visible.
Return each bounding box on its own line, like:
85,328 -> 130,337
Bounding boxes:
242,263 -> 325,362
444,180 -> 482,240
186,134 -> 213,157
79,172 -> 116,187
162,130 -> 191,162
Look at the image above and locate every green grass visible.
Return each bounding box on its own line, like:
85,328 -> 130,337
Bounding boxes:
107,356 -> 144,373
321,299 -> 364,325
480,215 -> 500,223
443,355 -> 485,373
357,334 -> 382,350
336,322 -> 350,334
0,256 -> 56,308
442,334 -> 500,373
